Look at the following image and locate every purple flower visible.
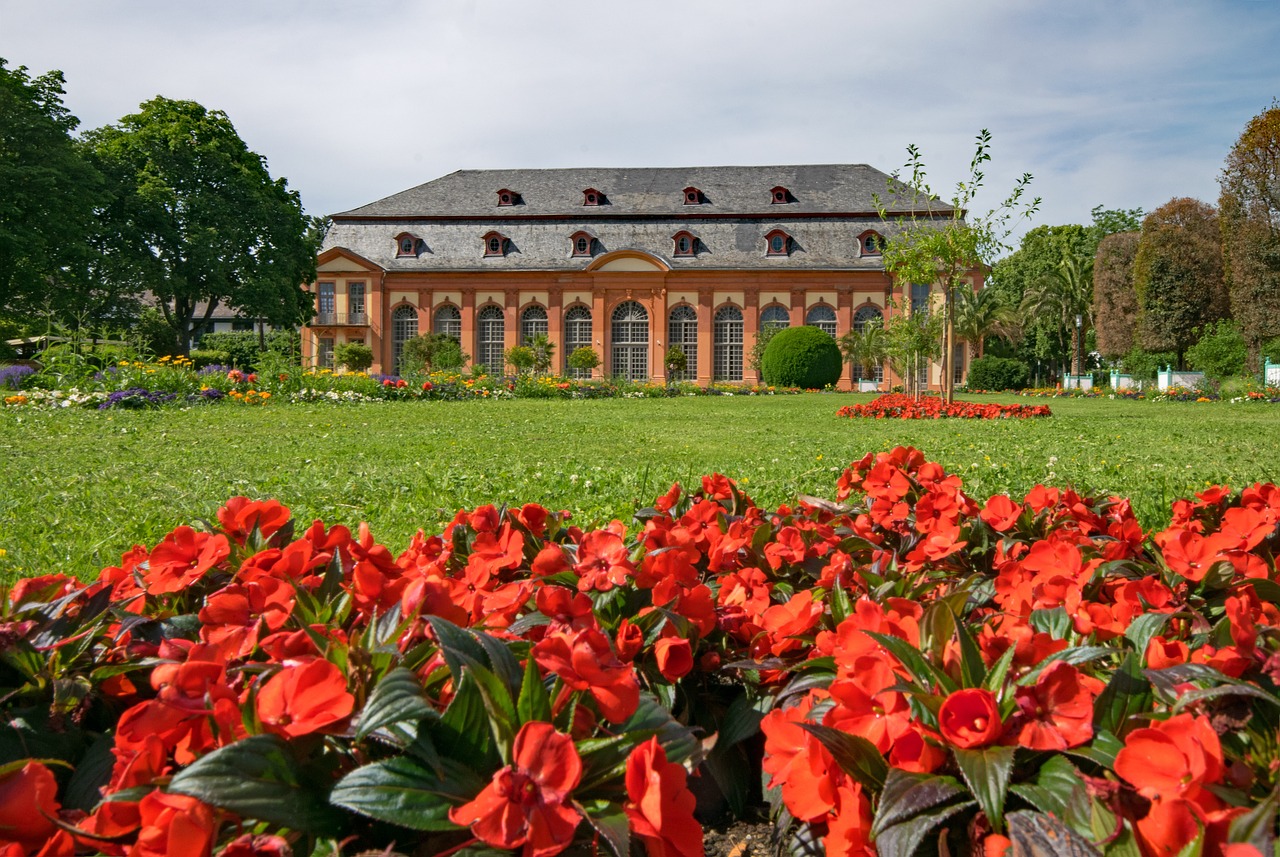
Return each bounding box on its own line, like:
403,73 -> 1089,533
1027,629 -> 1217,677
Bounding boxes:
0,365 -> 35,390
98,387 -> 176,410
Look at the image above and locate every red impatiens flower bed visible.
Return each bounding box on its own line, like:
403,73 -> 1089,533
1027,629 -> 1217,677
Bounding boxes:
837,393 -> 1052,419
2,449 -> 1279,857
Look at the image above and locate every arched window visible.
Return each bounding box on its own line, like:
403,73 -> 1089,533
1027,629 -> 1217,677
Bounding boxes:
714,305 -> 743,381
765,230 -> 791,256
392,305 -> 420,375
570,232 -> 593,257
564,306 -> 593,378
770,186 -> 791,204
672,231 -> 695,257
476,306 -> 505,374
667,305 -> 698,382
852,305 -> 885,384
483,232 -> 507,257
761,305 -> 790,332
434,304 -> 461,341
611,301 -> 649,382
806,304 -> 837,338
859,231 -> 883,256
521,305 -> 548,344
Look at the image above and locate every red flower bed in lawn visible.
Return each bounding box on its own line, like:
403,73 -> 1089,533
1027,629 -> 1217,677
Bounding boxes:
837,393 -> 1052,419
2,449 -> 1279,857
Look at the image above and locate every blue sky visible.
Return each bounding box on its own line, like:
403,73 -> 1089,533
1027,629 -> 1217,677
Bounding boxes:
4,0 -> 1278,248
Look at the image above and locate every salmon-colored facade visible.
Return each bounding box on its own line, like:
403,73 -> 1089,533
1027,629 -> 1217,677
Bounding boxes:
303,165 -> 977,389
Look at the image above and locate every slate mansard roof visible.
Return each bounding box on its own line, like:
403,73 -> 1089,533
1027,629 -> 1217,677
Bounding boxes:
322,164 -> 954,272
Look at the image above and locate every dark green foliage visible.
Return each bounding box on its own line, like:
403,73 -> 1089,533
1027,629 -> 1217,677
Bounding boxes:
1121,346 -> 1175,381
965,356 -> 1030,391
188,349 -> 229,369
1186,320 -> 1247,379
1220,101 -> 1280,369
567,346 -> 600,373
401,333 -> 466,374
760,326 -> 842,388
1092,232 -> 1141,361
1133,198 -> 1228,368
199,331 -> 299,371
333,342 -> 373,372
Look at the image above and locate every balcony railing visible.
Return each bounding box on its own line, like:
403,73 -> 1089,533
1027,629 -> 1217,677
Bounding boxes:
313,312 -> 368,326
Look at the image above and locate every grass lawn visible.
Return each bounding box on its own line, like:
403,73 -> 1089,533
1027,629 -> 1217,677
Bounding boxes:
3,393 -> 1279,581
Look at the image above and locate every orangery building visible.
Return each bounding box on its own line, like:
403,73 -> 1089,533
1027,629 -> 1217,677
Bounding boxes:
303,164 -> 975,389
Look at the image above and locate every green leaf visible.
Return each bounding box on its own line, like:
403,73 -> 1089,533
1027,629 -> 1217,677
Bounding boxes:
469,662 -> 518,761
1068,730 -> 1125,770
955,618 -> 988,689
576,800 -> 630,857
797,723 -> 887,791
1006,810 -> 1103,857
426,616 -> 489,682
1093,653 -> 1151,737
168,735 -> 340,835
865,631 -> 957,694
356,667 -> 436,743
475,630 -> 524,699
920,600 -> 957,662
435,671 -> 500,769
1227,782 -> 1278,853
953,745 -> 1016,832
982,643 -> 1018,695
517,653 -> 553,725
871,769 -> 967,838
1173,682 -> 1280,713
1123,612 -> 1170,659
829,574 -> 854,626
873,798 -> 975,857
1008,755 -> 1085,818
712,692 -> 764,755
329,755 -> 477,831
704,745 -> 751,818
1030,606 -> 1070,638
1018,646 -> 1115,686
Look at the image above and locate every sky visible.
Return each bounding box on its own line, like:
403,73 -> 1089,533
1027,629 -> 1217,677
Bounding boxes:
4,0 -> 1279,249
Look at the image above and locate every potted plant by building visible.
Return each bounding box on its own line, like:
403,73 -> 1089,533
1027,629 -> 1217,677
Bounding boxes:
333,342 -> 374,374
505,345 -> 535,377
839,318 -> 888,392
567,346 -> 600,380
528,333 -> 556,376
665,344 -> 687,389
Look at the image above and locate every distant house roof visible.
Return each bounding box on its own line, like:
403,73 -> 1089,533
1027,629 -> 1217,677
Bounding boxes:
333,164 -> 952,220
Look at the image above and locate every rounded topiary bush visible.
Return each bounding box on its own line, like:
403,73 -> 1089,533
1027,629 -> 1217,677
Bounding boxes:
966,355 -> 1030,391
760,325 -> 842,388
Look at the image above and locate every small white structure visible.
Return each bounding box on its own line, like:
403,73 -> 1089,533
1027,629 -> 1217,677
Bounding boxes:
1063,374 -> 1093,390
1157,366 -> 1205,391
1266,359 -> 1280,387
1109,371 -> 1137,390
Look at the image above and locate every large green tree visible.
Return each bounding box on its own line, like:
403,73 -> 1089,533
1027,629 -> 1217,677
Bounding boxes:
1022,251 -> 1094,376
1133,198 -> 1228,368
876,130 -> 1040,403
1092,231 -> 1141,361
1219,101 -> 1280,369
0,58 -> 102,325
83,97 -> 318,351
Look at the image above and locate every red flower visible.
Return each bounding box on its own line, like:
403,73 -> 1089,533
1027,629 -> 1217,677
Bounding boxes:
216,497 -> 290,544
143,526 -> 231,595
449,722 -> 582,857
216,834 -> 292,857
1011,661 -> 1096,750
1114,713 -> 1222,802
533,628 -> 639,723
130,790 -> 216,857
256,659 -> 355,738
0,761 -> 60,852
574,530 -> 634,592
980,495 -> 1023,532
624,738 -> 702,857
938,688 -> 1003,749
654,636 -> 693,681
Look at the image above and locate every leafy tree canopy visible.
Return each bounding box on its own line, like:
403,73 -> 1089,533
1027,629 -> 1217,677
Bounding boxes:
83,97 -> 319,352
0,58 -> 103,323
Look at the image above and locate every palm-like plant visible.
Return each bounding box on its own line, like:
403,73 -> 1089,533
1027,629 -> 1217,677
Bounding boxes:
1022,252 -> 1095,376
953,287 -> 1021,358
838,318 -> 888,389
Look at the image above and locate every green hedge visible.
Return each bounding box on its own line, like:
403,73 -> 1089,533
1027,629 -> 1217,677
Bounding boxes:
966,356 -> 1030,391
760,326 -> 842,389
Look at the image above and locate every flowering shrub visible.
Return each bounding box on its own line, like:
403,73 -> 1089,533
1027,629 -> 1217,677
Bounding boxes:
837,393 -> 1052,420
2,451 -> 1280,856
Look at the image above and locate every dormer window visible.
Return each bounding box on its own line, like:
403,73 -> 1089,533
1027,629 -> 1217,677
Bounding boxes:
395,232 -> 419,257
496,188 -> 521,206
770,186 -> 792,204
582,187 -> 606,206
570,231 -> 594,257
860,231 -> 884,256
765,229 -> 792,256
683,186 -> 703,205
672,231 -> 696,257
483,231 -> 507,257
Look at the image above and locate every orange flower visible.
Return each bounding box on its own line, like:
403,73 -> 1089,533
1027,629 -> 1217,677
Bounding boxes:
0,761 -> 60,852
654,636 -> 693,681
130,791 -> 216,857
143,526 -> 231,595
449,722 -> 582,857
1114,713 -> 1222,802
574,530 -> 634,592
216,497 -> 291,544
624,738 -> 702,857
256,659 -> 354,738
938,688 -> 1003,749
1011,661 -> 1096,750
533,628 -> 639,723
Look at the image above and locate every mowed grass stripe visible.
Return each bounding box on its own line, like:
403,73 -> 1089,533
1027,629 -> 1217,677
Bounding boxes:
3,394 -> 1278,581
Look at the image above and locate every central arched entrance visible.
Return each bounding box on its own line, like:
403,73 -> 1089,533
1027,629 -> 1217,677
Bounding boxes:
611,300 -> 649,382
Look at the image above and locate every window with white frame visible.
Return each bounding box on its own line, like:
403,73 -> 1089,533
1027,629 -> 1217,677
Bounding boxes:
318,336 -> 335,369
806,304 -> 837,337
714,305 -> 743,381
667,305 -> 698,381
521,305 -> 548,344
391,306 -> 419,374
564,306 -> 592,378
761,305 -> 790,332
852,305 -> 885,383
611,301 -> 649,382
477,306 -> 505,374
318,282 -> 336,320
348,282 -> 366,322
434,305 -> 461,341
